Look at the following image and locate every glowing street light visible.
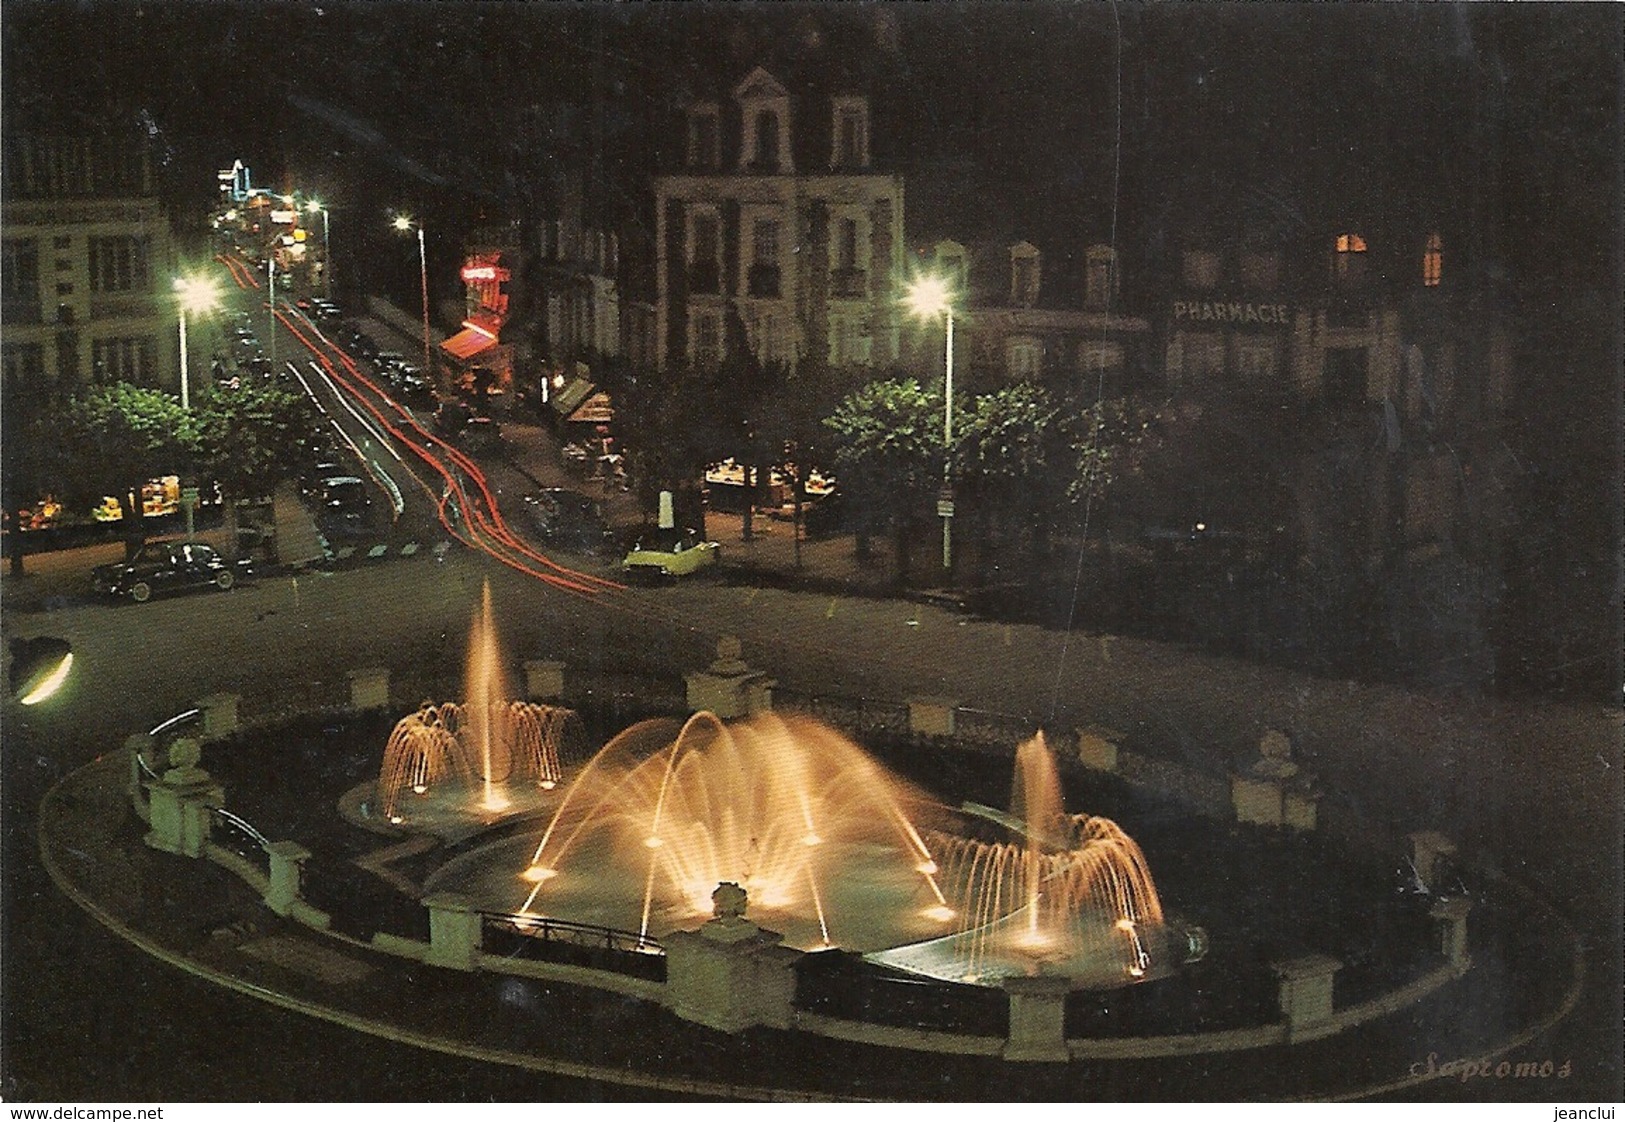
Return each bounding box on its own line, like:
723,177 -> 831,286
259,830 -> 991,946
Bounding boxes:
173,276 -> 219,410
306,199 -> 331,296
9,637 -> 73,705
392,213 -> 433,385
905,274 -> 957,578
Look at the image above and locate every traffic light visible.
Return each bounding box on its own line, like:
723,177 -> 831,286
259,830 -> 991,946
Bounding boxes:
9,637 -> 73,705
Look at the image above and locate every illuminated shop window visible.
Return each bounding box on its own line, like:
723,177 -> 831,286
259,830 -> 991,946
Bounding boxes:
1422,233 -> 1443,287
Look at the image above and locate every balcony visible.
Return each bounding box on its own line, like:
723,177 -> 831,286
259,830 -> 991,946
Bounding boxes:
830,268 -> 867,300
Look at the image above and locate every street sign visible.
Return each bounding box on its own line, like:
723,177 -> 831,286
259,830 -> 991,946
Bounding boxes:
937,499 -> 956,518
181,487 -> 201,505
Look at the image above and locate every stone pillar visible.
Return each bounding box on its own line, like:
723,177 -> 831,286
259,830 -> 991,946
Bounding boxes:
1002,975 -> 1073,1062
664,883 -> 800,1033
1233,729 -> 1309,828
424,892 -> 482,971
198,692 -> 240,739
684,637 -> 775,720
907,697 -> 957,737
143,738 -> 224,859
523,659 -> 566,701
1273,954 -> 1342,1042
1282,780 -> 1323,832
1076,726 -> 1121,773
1408,830 -> 1458,890
265,840 -> 312,917
1430,896 -> 1473,973
348,667 -> 390,712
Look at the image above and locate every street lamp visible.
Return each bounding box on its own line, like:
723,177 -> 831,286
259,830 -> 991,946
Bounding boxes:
173,276 -> 218,410
306,199 -> 331,297
392,214 -> 433,385
906,274 -> 957,578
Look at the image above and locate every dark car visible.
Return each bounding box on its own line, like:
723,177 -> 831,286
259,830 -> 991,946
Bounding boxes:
92,541 -> 248,603
521,489 -> 611,553
315,475 -> 374,539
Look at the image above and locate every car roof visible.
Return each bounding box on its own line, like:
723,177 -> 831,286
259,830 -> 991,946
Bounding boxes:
321,475 -> 365,487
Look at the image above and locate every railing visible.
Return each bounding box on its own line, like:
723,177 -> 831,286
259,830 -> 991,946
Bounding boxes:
208,806 -> 272,875
772,688 -> 909,738
793,951 -> 1008,1036
481,911 -> 668,982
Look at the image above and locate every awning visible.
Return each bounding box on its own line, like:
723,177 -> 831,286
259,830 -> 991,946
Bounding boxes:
550,376 -> 596,418
440,326 -> 498,362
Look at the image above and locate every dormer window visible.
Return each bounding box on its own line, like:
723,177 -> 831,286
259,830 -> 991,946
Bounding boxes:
831,96 -> 870,170
753,111 -> 781,172
1084,244 -> 1117,309
687,104 -> 720,170
1333,232 -> 1368,285
735,67 -> 794,174
1422,232 -> 1443,287
1009,242 -> 1040,307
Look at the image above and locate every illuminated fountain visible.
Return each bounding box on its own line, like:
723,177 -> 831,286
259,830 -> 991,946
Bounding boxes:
430,711 -> 1203,989
371,582 -> 575,830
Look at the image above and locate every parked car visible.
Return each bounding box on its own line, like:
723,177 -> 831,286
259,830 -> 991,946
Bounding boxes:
92,541 -> 249,603
621,526 -> 720,579
521,489 -> 611,553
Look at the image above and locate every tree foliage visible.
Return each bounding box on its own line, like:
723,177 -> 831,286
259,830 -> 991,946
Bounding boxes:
53,382 -> 195,521
191,378 -> 317,502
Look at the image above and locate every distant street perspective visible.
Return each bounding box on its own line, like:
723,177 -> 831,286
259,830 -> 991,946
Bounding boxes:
2,2 -> 1619,1106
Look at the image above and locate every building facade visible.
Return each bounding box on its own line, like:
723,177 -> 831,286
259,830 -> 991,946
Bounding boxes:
2,135 -> 179,400
910,237 -> 1154,400
654,66 -> 906,375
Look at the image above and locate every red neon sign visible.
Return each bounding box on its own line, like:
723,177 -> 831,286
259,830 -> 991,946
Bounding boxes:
461,265 -> 498,281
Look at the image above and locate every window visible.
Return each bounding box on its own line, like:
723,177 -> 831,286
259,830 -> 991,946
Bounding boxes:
1239,249 -> 1280,291
1084,245 -> 1117,309
753,219 -> 779,266
2,343 -> 45,392
837,218 -> 858,272
1006,336 -> 1042,379
91,336 -> 157,383
749,219 -> 781,298
1333,232 -> 1367,285
1236,340 -> 1279,389
832,99 -> 869,169
1422,232 -> 1443,287
689,212 -> 720,294
88,236 -> 150,293
2,239 -> 40,321
52,236 -> 71,249
1184,333 -> 1226,380
688,107 -> 719,169
754,110 -> 780,171
1182,249 -> 1220,290
832,217 -> 865,298
1010,244 -> 1040,307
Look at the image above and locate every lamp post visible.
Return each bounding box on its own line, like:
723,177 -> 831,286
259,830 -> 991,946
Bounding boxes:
306,199 -> 331,297
906,275 -> 957,578
393,214 -> 433,386
173,276 -> 219,411
266,256 -> 278,370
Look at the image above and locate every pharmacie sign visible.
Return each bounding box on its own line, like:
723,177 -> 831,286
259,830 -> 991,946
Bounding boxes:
1171,299 -> 1293,326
